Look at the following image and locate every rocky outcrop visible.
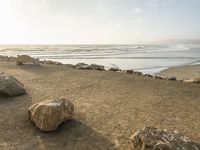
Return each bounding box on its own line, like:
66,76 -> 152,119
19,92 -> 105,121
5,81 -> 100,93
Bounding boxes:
0,72 -> 25,97
28,98 -> 74,132
130,127 -> 200,150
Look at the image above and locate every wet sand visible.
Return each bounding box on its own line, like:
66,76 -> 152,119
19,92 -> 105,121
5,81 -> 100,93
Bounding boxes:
159,64 -> 200,80
0,61 -> 200,150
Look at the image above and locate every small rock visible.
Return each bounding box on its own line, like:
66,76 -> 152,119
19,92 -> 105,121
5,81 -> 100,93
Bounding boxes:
28,98 -> 74,132
167,76 -> 176,81
144,74 -> 153,77
44,60 -> 54,64
134,71 -> 143,76
126,70 -> 134,74
55,62 -> 63,65
65,64 -> 75,68
153,75 -> 163,79
9,56 -> 17,62
90,64 -> 105,70
39,60 -> 45,64
75,63 -> 92,70
183,79 -> 194,83
193,77 -> 200,83
0,72 -> 25,97
130,126 -> 200,150
109,67 -> 120,72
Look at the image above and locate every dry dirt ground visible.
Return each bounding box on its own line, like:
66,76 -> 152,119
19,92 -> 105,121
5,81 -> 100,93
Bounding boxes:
0,62 -> 200,150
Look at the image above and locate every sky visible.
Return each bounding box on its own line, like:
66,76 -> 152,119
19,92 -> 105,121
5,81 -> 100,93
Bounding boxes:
0,0 -> 199,44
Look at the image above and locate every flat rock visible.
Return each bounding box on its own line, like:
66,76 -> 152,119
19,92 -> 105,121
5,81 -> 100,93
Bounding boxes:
131,126 -> 200,150
0,72 -> 25,97
28,98 -> 74,132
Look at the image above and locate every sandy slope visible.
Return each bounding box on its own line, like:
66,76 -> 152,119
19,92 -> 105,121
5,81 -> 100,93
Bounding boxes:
0,62 -> 200,150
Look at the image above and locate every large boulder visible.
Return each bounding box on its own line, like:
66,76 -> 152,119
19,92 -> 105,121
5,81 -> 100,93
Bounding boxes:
130,127 -> 200,150
0,72 -> 25,97
16,55 -> 40,65
28,98 -> 74,132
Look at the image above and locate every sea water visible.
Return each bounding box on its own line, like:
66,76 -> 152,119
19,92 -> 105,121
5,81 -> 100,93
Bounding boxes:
0,44 -> 200,74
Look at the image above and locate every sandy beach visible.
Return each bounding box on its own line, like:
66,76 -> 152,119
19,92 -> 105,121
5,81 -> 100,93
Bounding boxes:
0,61 -> 200,150
159,64 -> 200,80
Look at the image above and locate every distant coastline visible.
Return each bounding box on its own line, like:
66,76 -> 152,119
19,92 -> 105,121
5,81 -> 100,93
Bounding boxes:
1,54 -> 200,83
0,44 -> 199,74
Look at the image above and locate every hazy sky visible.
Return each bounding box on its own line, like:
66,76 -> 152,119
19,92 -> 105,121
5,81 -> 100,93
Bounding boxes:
0,0 -> 199,44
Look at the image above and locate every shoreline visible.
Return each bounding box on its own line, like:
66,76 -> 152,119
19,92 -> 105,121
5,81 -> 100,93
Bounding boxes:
0,54 -> 200,82
159,64 -> 200,80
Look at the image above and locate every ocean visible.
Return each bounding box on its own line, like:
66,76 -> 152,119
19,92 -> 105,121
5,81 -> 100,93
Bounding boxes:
0,44 -> 200,74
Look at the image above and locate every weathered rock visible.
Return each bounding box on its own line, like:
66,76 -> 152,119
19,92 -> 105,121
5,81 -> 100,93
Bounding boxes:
143,74 -> 153,77
16,55 -> 40,65
90,64 -> 105,70
65,64 -> 75,68
0,56 -> 9,62
28,98 -> 74,132
167,76 -> 176,81
153,75 -> 164,79
39,60 -> 45,64
109,67 -> 120,72
134,71 -> 143,76
55,62 -> 63,65
126,70 -> 134,74
183,79 -> 194,83
45,60 -> 54,64
9,56 -> 17,62
193,77 -> 200,83
0,72 -> 25,97
75,63 -> 92,70
130,127 -> 200,150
